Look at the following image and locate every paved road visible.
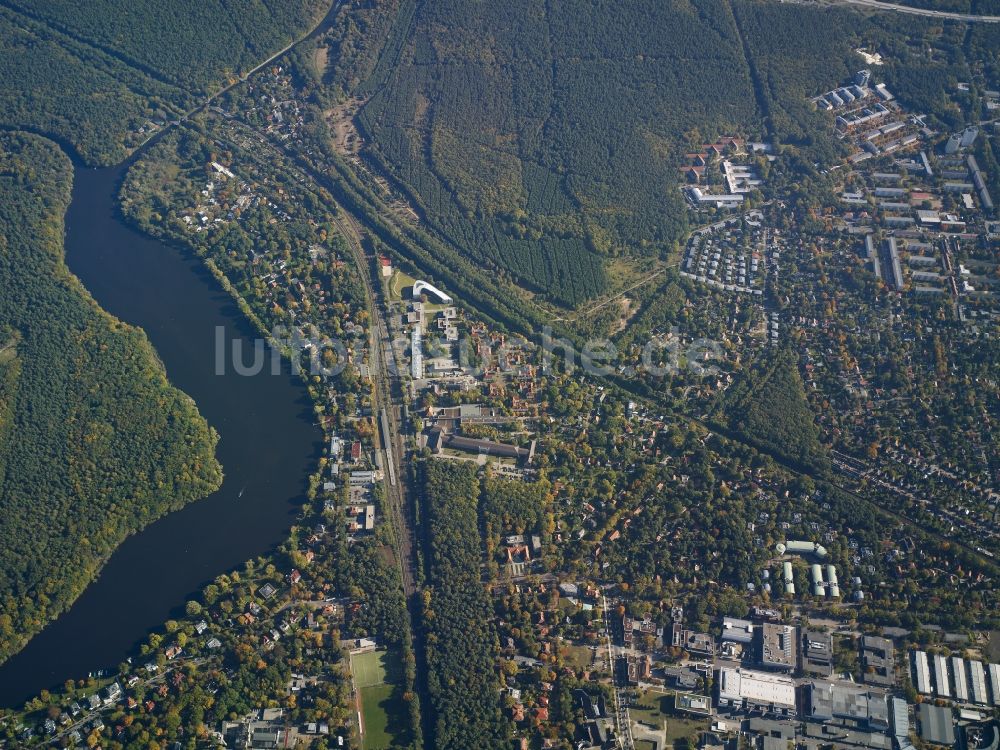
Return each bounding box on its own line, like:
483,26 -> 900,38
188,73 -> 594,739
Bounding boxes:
131,0 -> 345,154
827,0 -> 1000,22
603,594 -> 634,750
48,658 -> 206,744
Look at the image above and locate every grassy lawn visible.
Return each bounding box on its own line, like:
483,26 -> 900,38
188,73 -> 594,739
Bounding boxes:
351,648 -> 401,689
360,682 -> 409,750
563,644 -> 596,670
664,713 -> 708,745
630,688 -> 669,728
387,269 -> 417,302
352,649 -> 409,749
635,741 -> 658,750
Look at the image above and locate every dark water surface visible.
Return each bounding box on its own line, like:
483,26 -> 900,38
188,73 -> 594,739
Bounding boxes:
0,162 -> 320,706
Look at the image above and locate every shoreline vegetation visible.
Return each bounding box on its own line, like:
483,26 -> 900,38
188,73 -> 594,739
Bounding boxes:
0,0 -> 335,671
0,132 -> 223,667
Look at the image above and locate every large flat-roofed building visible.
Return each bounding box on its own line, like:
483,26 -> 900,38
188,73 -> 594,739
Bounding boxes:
802,630 -> 834,677
722,617 -> 755,644
807,683 -> 889,730
882,237 -> 905,290
718,668 -> 796,716
918,704 -> 956,747
890,697 -> 909,740
988,663 -> 1000,707
969,661 -> 988,705
411,327 -> 423,379
676,692 -> 713,716
760,623 -> 798,672
860,635 -> 895,687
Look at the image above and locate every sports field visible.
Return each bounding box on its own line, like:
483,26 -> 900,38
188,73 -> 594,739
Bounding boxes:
360,683 -> 399,749
351,649 -> 390,689
351,649 -> 409,749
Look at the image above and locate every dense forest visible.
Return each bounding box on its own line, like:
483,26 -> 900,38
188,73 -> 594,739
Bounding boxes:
480,476 -> 551,573
0,0 -> 326,165
334,0 -> 990,310
0,5 -> 192,165
713,349 -> 830,474
321,0 -> 413,99
969,23 -> 1000,87
7,0 -> 328,91
418,461 -> 509,750
0,133 -> 222,665
356,0 -> 763,306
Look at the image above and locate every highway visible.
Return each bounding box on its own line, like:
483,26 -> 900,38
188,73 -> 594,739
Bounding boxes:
825,0 -> 1000,22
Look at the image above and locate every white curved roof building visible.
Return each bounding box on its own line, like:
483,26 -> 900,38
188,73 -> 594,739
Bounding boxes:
412,280 -> 453,304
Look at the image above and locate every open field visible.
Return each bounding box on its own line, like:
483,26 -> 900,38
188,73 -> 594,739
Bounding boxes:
630,688 -> 670,729
562,644 -> 597,671
351,649 -> 408,749
360,682 -> 407,749
351,648 -> 396,689
387,269 -> 418,303
664,713 -> 708,745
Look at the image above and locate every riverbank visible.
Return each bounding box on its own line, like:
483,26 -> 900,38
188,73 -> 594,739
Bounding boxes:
0,155 -> 320,707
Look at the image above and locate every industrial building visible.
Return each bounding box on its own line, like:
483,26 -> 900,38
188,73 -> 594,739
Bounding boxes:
914,651 -> 931,695
934,654 -> 951,698
806,683 -> 889,730
954,657 -> 970,703
918,704 -> 956,747
722,617 -> 755,644
890,697 -> 909,741
969,661 -> 989,705
718,668 -> 797,716
860,636 -> 895,687
760,623 -> 798,672
802,630 -> 834,677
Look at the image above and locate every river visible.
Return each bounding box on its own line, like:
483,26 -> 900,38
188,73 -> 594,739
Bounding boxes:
0,160 -> 321,706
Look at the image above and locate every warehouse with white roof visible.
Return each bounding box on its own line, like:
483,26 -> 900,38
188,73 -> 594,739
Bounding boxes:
952,657 -> 969,703
913,651 -> 931,695
987,663 -> 1000,706
933,654 -> 951,698
969,660 -> 988,705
